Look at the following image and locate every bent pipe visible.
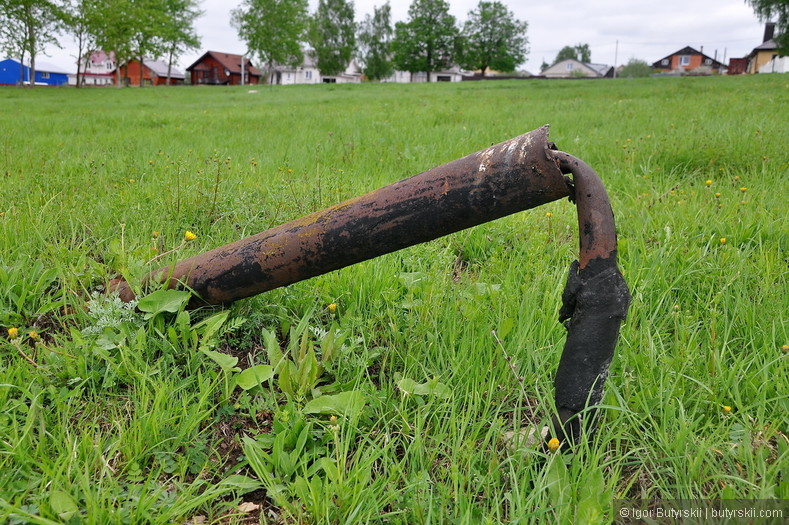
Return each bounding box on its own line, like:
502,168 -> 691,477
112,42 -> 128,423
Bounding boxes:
108,128 -> 629,447
549,151 -> 631,445
109,125 -> 570,305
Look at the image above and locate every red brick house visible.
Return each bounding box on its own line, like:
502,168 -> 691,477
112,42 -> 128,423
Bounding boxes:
185,51 -> 261,85
118,58 -> 185,86
651,46 -> 726,74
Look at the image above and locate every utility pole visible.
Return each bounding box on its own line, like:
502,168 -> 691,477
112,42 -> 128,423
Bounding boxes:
613,40 -> 619,78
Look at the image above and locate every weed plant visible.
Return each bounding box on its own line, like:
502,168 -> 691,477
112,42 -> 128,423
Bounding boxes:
0,75 -> 787,523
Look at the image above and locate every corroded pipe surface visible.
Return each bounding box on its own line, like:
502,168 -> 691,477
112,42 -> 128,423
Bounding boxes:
550,151 -> 630,444
110,126 -> 569,305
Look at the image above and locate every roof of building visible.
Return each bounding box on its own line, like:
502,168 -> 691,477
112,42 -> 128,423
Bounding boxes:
752,38 -> 778,52
186,51 -> 261,76
0,57 -> 72,74
143,59 -> 184,79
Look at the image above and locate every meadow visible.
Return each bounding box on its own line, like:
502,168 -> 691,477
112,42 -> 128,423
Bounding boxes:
0,74 -> 787,523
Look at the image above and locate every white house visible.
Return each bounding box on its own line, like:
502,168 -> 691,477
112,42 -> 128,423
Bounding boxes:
542,59 -> 613,78
272,55 -> 362,85
72,50 -> 116,86
383,65 -> 468,83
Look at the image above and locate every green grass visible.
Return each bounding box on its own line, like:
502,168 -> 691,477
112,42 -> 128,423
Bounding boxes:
1,75 -> 787,523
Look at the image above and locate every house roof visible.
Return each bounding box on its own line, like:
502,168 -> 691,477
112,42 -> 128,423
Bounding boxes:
186,51 -> 261,76
542,58 -> 610,77
752,38 -> 778,52
1,57 -> 72,74
88,50 -> 115,64
143,59 -> 184,79
587,63 -> 612,76
652,46 -> 726,68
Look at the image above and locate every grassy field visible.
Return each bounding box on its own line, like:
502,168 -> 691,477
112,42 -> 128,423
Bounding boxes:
1,75 -> 787,523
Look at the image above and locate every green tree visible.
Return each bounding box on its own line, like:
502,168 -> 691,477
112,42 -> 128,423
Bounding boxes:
554,43 -> 591,65
392,0 -> 457,82
62,0 -> 97,88
357,2 -> 393,81
89,0 -> 136,87
159,0 -> 201,85
745,0 -> 789,53
618,57 -> 652,78
0,0 -> 66,87
308,0 -> 356,77
231,0 -> 308,84
458,0 -> 528,76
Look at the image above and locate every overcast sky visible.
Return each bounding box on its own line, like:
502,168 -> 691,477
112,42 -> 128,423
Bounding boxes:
42,0 -> 768,74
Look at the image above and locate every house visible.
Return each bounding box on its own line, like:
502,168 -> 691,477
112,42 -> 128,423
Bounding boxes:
118,58 -> 185,86
186,51 -> 261,85
651,46 -> 725,74
541,59 -> 614,78
271,55 -> 363,85
383,65 -> 468,83
74,50 -> 116,86
0,58 -> 71,86
746,23 -> 785,73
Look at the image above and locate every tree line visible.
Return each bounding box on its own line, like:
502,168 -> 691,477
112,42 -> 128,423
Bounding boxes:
232,0 -> 529,83
0,0 -> 201,87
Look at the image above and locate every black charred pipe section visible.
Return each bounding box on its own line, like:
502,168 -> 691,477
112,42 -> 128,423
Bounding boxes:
550,151 -> 631,444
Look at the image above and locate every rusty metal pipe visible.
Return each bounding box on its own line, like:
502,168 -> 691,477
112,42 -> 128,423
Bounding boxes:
110,126 -> 569,305
549,151 -> 630,444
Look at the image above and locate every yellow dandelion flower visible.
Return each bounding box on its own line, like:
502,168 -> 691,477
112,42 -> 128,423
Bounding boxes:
739,187 -> 747,192
152,231 -> 159,238
128,178 -> 136,183
714,192 -> 721,198
287,168 -> 293,174
7,327 -> 19,339
720,238 -> 727,245
545,212 -> 553,218
547,437 -> 560,452
328,303 -> 337,313
705,180 -> 712,186
723,405 -> 731,414
781,344 -> 789,353
28,330 -> 39,341
184,231 -> 197,241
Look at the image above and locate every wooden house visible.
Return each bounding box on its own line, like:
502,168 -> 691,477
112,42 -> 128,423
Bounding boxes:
185,51 -> 261,85
651,46 -> 725,74
119,58 -> 185,86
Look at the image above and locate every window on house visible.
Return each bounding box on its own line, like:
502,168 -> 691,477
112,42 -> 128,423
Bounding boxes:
661,59 -> 669,66
40,72 -> 50,79
679,56 -> 690,66
566,62 -> 574,71
704,58 -> 712,65
305,70 -> 312,80
437,75 -> 451,82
